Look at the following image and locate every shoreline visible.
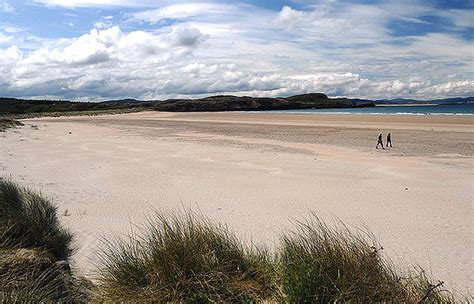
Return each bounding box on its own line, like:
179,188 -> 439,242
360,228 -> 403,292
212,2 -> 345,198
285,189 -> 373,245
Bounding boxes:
102,111 -> 473,133
26,110 -> 474,124
262,111 -> 474,116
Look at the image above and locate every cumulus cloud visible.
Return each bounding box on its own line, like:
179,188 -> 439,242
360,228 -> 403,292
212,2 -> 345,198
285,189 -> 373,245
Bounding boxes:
0,45 -> 21,62
17,24 -> 205,67
166,25 -> 205,47
1,1 -> 473,100
276,6 -> 314,27
23,27 -> 120,66
0,24 -> 210,98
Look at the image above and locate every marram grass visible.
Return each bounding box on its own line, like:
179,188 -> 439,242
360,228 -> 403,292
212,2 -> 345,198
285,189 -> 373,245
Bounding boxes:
95,211 -> 277,303
0,179 -> 463,302
0,179 -> 73,261
0,180 -> 90,303
279,214 -> 457,303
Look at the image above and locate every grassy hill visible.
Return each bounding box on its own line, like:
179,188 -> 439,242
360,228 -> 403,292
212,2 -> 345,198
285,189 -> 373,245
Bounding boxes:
0,98 -> 154,116
0,93 -> 374,116
154,93 -> 373,112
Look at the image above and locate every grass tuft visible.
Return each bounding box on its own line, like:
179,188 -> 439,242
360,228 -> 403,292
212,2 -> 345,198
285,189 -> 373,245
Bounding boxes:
0,248 -> 90,303
0,179 -> 91,303
0,180 -> 73,261
95,211 -> 276,303
0,118 -> 23,132
279,214 -> 456,303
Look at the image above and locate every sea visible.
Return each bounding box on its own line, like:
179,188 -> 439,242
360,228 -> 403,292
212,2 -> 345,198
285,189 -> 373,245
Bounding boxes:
268,104 -> 474,116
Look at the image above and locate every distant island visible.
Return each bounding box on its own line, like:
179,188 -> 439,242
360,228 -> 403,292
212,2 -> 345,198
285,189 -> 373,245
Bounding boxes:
1,94 -> 473,116
0,93 -> 374,115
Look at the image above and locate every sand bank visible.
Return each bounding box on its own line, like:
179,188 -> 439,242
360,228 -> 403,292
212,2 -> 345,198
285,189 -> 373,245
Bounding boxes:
1,112 -> 472,293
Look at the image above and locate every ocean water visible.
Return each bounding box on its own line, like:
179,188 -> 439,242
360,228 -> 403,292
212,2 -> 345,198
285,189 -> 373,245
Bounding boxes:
268,104 -> 474,115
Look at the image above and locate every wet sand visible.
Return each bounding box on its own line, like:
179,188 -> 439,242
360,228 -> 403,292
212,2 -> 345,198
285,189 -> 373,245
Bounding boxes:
1,111 -> 472,293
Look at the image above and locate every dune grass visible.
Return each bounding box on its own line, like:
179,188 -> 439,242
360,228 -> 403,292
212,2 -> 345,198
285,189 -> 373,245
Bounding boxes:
95,211 -> 277,303
0,179 -> 462,302
0,118 -> 23,132
279,215 -> 456,303
96,212 -> 459,303
0,180 -> 73,261
0,179 -> 91,302
0,248 -> 90,303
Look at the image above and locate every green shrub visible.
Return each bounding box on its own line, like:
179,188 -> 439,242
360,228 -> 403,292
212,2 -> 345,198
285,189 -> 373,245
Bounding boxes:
279,215 -> 455,303
0,180 -> 73,261
95,211 -> 276,302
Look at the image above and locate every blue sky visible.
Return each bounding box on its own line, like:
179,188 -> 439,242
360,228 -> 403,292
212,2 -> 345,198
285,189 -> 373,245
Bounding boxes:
0,0 -> 473,100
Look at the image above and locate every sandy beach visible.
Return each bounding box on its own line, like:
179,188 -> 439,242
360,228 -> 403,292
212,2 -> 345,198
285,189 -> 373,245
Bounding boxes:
0,111 -> 472,293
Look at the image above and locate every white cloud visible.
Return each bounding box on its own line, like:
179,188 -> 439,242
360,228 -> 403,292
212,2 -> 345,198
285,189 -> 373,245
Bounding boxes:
439,9 -> 474,28
276,6 -> 314,27
0,45 -> 22,62
0,24 -> 210,98
0,32 -> 13,44
0,45 -> 22,89
130,3 -> 234,24
419,80 -> 474,97
33,0 -> 150,8
0,24 -> 23,34
93,21 -> 113,29
1,1 -> 473,100
0,1 -> 14,13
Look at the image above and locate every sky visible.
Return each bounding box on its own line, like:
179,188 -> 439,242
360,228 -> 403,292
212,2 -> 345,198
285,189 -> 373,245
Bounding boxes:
0,0 -> 473,101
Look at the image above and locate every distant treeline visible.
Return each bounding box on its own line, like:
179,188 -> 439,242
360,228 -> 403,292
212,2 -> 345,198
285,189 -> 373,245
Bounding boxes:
1,94 -> 473,116
0,98 -> 154,115
0,93 -> 374,115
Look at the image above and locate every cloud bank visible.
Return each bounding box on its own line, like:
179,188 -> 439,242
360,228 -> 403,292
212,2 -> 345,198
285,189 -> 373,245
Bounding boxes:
0,0 -> 472,100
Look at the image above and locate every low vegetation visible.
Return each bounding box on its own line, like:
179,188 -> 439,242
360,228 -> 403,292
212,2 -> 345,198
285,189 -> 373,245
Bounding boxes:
0,180 -> 73,260
279,215 -> 455,302
0,97 -> 153,116
0,117 -> 23,132
0,179 -> 461,302
154,93 -> 373,112
0,93 -> 375,116
0,248 -> 91,303
95,212 -> 276,302
0,180 -> 91,302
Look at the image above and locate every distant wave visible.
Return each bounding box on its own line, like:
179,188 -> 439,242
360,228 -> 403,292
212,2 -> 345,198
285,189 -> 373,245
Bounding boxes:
258,111 -> 474,116
256,104 -> 474,116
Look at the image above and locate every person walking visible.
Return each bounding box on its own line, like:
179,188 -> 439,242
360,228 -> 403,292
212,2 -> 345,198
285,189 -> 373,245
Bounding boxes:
376,133 -> 384,149
386,132 -> 392,148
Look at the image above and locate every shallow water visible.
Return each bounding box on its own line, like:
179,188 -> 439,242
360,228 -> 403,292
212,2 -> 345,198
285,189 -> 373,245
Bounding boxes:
269,103 -> 474,115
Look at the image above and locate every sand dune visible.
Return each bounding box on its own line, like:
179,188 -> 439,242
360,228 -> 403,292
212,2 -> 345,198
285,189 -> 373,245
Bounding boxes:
0,111 -> 472,293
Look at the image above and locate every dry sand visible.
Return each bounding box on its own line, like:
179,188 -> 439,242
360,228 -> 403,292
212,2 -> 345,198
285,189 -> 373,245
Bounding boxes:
1,111 -> 473,293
